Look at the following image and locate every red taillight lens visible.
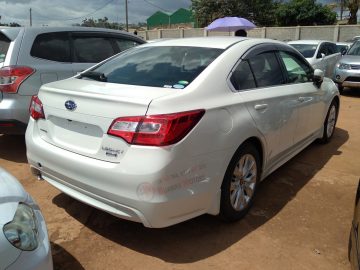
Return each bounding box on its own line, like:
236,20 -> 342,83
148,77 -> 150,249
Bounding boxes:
29,95 -> 45,120
108,109 -> 205,146
0,66 -> 34,93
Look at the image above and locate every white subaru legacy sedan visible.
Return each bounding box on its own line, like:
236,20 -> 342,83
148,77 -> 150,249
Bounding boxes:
26,37 -> 340,228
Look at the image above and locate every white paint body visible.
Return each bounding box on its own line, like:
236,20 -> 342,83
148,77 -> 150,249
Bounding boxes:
288,40 -> 341,78
26,37 -> 339,228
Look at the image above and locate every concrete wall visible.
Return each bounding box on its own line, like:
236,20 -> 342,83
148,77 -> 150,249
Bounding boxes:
138,24 -> 360,42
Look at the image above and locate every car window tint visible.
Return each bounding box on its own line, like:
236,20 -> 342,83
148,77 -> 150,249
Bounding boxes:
248,52 -> 284,87
347,41 -> 360,55
279,51 -> 312,84
289,44 -> 317,58
0,33 -> 10,63
73,36 -> 115,63
230,60 -> 256,91
91,46 -> 223,88
31,32 -> 71,62
115,39 -> 141,52
317,43 -> 328,57
328,43 -> 337,54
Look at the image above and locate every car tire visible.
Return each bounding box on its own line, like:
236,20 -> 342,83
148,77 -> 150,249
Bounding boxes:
220,143 -> 260,222
320,100 -> 338,144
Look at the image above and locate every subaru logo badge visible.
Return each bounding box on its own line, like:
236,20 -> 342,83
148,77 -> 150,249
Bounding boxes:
65,100 -> 77,111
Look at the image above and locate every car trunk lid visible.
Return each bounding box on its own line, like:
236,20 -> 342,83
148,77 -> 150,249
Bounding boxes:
36,77 -> 176,162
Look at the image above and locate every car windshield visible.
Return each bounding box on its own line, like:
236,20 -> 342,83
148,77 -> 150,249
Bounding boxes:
90,46 -> 224,89
0,33 -> 10,63
289,44 -> 318,58
347,41 -> 360,55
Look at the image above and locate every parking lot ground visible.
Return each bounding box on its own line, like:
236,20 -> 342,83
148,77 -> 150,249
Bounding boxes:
0,90 -> 359,270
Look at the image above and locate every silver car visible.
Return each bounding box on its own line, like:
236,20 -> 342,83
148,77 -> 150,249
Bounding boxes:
288,40 -> 341,78
333,40 -> 360,93
0,26 -> 144,134
0,167 -> 52,269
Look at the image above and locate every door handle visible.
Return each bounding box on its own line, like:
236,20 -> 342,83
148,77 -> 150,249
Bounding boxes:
254,104 -> 268,111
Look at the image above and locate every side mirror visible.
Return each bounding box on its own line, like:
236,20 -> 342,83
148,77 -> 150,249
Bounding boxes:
313,69 -> 324,87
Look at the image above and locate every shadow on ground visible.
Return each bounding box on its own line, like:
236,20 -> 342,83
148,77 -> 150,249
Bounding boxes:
51,242 -> 85,270
342,88 -> 360,98
0,134 -> 27,163
52,127 -> 349,263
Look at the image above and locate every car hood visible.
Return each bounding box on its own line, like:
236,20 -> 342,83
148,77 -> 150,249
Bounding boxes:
339,55 -> 360,64
0,168 -> 28,225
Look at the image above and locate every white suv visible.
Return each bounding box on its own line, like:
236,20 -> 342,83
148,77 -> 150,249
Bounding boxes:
0,27 -> 144,134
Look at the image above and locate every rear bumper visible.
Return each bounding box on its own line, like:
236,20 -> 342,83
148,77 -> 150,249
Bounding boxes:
0,93 -> 32,134
26,119 -> 223,228
0,120 -> 27,134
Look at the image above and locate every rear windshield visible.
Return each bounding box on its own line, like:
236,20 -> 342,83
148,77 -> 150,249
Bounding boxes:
289,44 -> 317,58
0,34 -> 11,63
90,46 -> 224,89
347,41 -> 360,55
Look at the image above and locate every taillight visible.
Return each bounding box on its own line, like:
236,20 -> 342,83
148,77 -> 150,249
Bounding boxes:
0,66 -> 34,93
29,95 -> 45,120
108,109 -> 205,146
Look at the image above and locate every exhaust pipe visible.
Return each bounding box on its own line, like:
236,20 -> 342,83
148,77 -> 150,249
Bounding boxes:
30,166 -> 43,181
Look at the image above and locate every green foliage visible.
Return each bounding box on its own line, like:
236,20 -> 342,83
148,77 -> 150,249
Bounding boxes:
77,17 -> 124,30
347,0 -> 359,24
275,0 -> 337,26
191,0 -> 278,27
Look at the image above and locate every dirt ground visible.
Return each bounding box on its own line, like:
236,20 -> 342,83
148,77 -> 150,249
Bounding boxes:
1,90 -> 359,270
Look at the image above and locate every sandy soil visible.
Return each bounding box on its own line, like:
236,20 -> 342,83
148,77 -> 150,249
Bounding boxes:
1,90 -> 359,270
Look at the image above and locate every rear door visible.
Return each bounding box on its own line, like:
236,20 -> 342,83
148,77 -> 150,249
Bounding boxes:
18,31 -> 74,96
70,33 -> 117,73
324,42 -> 341,78
229,45 -> 299,169
70,33 -> 143,74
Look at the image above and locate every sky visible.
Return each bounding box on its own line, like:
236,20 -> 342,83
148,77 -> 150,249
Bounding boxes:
0,0 -> 192,26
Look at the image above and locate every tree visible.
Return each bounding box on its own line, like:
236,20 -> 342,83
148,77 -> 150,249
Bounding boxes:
275,0 -> 336,26
78,17 -> 125,30
191,0 -> 278,27
347,0 -> 359,24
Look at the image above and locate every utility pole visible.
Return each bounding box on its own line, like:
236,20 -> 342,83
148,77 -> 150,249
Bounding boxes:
29,8 -> 32,26
125,0 -> 128,32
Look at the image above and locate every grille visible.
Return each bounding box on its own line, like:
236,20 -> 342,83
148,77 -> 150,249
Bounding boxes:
350,64 -> 360,70
345,76 -> 360,82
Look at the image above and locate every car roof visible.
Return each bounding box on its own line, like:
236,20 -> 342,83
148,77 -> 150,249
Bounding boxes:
336,42 -> 352,45
288,40 -> 332,45
1,26 -> 141,40
143,37 -> 285,49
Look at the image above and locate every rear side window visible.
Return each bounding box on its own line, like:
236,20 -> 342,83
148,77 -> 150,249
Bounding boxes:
31,32 -> 71,62
114,39 -> 141,52
230,60 -> 256,91
73,36 -> 115,63
90,46 -> 223,88
248,52 -> 284,87
0,34 -> 11,63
